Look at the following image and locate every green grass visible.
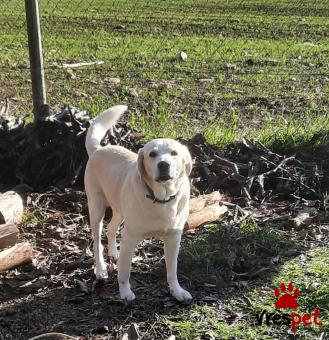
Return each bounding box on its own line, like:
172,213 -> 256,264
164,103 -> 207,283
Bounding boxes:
1,0 -> 329,150
169,238 -> 329,340
165,304 -> 268,340
167,220 -> 328,339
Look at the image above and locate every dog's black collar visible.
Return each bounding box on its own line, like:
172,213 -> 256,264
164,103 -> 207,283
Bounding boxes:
145,183 -> 177,204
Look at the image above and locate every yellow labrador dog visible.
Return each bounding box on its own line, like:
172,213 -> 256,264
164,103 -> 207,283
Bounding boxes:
84,105 -> 192,302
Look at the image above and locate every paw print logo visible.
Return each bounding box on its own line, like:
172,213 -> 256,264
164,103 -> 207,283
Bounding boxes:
274,282 -> 299,309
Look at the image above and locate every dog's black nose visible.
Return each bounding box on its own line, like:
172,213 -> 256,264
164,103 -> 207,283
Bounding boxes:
158,161 -> 170,172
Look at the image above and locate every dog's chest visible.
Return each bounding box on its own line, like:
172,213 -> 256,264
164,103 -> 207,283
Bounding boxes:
150,204 -> 179,230
126,196 -> 188,236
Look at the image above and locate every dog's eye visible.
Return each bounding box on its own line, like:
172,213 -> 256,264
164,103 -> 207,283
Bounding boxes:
171,150 -> 178,156
149,151 -> 157,158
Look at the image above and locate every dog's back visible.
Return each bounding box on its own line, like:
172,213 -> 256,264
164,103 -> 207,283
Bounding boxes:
85,145 -> 137,211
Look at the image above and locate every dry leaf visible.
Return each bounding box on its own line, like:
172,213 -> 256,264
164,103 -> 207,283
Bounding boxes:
121,323 -> 139,340
224,63 -> 237,70
129,88 -> 139,97
105,77 -> 120,85
66,68 -> 76,79
204,330 -> 216,340
293,211 -> 315,227
306,282 -> 320,292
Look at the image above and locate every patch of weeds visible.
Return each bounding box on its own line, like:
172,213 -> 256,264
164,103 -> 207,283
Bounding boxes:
203,110 -> 239,147
21,212 -> 46,225
239,217 -> 260,233
180,225 -> 221,277
245,247 -> 329,338
166,304 -> 270,340
257,112 -> 329,153
129,96 -> 193,141
180,219 -> 293,280
273,248 -> 329,313
235,221 -> 293,273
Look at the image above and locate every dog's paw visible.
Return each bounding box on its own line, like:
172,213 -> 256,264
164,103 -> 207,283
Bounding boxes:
108,248 -> 119,261
95,265 -> 108,280
119,285 -> 136,302
170,287 -> 192,302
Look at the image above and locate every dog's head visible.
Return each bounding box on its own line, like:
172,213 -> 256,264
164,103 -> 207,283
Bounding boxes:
137,138 -> 192,184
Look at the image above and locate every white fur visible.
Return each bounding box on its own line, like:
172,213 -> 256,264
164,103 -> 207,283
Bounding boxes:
85,105 -> 192,302
85,105 -> 128,157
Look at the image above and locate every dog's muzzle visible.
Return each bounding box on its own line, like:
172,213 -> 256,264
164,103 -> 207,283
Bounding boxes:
156,161 -> 172,182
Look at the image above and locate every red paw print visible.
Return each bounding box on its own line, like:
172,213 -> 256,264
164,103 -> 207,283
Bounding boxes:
274,282 -> 299,309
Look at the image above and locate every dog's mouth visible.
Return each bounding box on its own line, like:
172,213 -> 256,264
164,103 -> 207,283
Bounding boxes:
156,175 -> 172,182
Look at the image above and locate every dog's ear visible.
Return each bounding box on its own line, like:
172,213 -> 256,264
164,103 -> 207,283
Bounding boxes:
137,148 -> 146,180
182,145 -> 192,176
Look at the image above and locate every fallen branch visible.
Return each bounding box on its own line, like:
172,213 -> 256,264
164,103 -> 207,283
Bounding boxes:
189,191 -> 222,212
62,61 -> 104,68
187,203 -> 228,230
28,332 -> 78,340
187,192 -> 228,230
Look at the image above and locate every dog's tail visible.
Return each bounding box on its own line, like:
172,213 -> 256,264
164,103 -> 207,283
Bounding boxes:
85,105 -> 128,157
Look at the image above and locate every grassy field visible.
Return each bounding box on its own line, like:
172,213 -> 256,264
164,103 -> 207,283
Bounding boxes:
1,1 -> 329,339
1,0 -> 329,148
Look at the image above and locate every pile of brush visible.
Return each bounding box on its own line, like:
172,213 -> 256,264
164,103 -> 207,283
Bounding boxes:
0,103 -> 327,207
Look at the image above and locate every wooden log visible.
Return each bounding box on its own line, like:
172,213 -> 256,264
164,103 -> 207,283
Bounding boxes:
186,192 -> 228,230
189,191 -> 222,213
0,242 -> 33,272
186,203 -> 228,230
0,191 -> 24,224
0,223 -> 19,249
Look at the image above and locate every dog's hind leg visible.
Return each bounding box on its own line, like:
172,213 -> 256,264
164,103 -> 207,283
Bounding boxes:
107,211 -> 123,260
89,194 -> 108,280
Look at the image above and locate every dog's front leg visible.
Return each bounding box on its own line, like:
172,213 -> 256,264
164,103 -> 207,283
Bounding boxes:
118,230 -> 140,301
164,231 -> 192,302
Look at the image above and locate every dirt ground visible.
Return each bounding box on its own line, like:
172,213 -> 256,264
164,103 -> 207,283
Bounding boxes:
1,185 -> 328,339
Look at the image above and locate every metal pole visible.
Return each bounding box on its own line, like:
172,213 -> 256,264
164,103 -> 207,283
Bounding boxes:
25,0 -> 46,119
